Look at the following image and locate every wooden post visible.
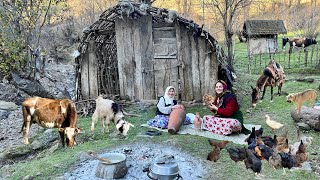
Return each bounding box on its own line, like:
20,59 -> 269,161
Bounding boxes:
288,52 -> 291,69
298,49 -> 302,66
248,55 -> 251,74
310,45 -> 315,65
304,49 -> 308,67
317,45 -> 320,68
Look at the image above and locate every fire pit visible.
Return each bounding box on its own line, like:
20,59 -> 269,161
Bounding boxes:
95,153 -> 128,179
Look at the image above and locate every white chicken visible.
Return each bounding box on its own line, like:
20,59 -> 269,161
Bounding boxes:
265,115 -> 284,132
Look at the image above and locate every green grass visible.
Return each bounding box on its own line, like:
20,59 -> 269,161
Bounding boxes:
1,39 -> 320,179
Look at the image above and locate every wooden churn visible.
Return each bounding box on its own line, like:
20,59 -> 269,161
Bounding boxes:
168,108 -> 186,134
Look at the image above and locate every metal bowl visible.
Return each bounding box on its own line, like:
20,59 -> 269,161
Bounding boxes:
150,162 -> 179,175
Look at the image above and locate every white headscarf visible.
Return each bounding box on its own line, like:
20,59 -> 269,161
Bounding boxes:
163,86 -> 175,105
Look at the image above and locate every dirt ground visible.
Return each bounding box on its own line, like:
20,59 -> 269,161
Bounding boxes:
64,142 -> 215,180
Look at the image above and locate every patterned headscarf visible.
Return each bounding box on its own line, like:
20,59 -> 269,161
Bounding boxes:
163,86 -> 175,105
215,80 -> 230,97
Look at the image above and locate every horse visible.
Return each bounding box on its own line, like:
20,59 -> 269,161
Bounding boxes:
251,61 -> 285,108
282,37 -> 317,53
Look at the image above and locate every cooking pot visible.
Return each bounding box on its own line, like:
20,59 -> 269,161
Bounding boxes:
147,162 -> 182,180
95,153 -> 128,179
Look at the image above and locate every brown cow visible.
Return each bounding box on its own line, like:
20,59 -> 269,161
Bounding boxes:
21,97 -> 80,147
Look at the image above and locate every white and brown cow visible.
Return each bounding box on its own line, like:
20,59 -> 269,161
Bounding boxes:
91,97 -> 134,136
21,97 -> 80,147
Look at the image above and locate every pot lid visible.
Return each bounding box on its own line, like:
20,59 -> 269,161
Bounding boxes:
150,162 -> 179,175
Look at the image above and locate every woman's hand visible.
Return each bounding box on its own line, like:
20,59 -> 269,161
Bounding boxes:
208,104 -> 218,111
172,104 -> 184,110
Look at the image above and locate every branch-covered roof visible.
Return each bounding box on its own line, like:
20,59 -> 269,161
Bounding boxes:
243,20 -> 287,36
77,2 -> 226,64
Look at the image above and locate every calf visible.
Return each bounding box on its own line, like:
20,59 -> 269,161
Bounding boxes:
21,97 -> 80,147
91,97 -> 134,136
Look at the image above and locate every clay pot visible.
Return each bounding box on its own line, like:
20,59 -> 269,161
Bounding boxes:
95,153 -> 128,179
168,108 -> 186,134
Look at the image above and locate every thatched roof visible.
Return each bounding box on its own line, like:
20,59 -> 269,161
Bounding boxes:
243,20 -> 287,37
77,2 -> 226,64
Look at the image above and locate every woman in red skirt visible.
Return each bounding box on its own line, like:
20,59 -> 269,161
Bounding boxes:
194,80 -> 250,135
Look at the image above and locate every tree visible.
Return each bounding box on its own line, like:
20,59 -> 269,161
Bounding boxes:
206,0 -> 253,68
0,0 -> 66,77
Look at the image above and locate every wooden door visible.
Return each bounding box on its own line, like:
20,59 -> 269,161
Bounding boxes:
153,22 -> 180,100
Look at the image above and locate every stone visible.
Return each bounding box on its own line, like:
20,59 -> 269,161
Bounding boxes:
291,106 -> 320,130
0,101 -> 18,110
297,122 -> 311,130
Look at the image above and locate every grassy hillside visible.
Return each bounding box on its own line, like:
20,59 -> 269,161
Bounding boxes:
1,39 -> 320,179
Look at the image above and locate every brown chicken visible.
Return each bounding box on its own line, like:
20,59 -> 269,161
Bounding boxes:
276,139 -> 289,153
207,140 -> 229,162
207,146 -> 221,162
276,131 -> 288,145
208,139 -> 230,149
295,140 -> 308,165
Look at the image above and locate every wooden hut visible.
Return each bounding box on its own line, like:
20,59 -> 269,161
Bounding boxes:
76,1 -> 230,102
242,20 -> 287,55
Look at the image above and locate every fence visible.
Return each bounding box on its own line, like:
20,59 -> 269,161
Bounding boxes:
245,44 -> 320,75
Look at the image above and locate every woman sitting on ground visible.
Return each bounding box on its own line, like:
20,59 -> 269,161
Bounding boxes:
148,86 -> 191,129
194,80 -> 250,135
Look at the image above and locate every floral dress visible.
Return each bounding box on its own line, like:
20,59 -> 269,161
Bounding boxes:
201,93 -> 243,135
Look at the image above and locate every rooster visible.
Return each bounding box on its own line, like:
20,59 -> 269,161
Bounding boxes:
265,115 -> 284,132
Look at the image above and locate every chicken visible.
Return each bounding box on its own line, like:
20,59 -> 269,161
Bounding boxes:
207,146 -> 221,162
276,139 -> 289,153
227,147 -> 247,162
295,140 -> 308,165
265,115 -> 284,132
279,152 -> 297,169
269,150 -> 282,169
244,149 -> 262,174
276,131 -> 288,145
262,134 -> 277,148
290,136 -> 313,155
208,139 -> 230,149
255,127 -> 264,137
245,127 -> 256,145
258,144 -> 273,160
207,140 -> 229,162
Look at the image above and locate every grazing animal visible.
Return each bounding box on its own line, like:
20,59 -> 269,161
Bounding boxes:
261,134 -> 278,148
286,89 -> 317,115
21,97 -> 80,148
265,115 -> 284,132
91,97 -> 134,136
282,37 -> 317,53
245,127 -> 256,145
276,139 -> 289,153
251,61 -> 285,107
290,136 -> 313,155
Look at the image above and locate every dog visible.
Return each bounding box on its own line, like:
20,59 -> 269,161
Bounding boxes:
203,93 -> 215,106
91,97 -> 134,136
286,89 -> 317,114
